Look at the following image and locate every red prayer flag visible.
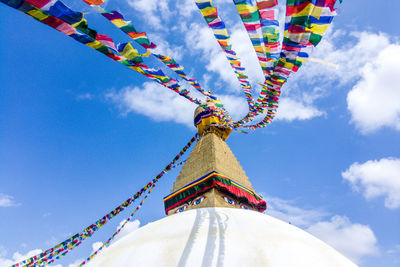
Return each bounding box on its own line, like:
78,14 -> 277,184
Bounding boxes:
257,0 -> 278,10
25,0 -> 51,8
82,0 -> 104,5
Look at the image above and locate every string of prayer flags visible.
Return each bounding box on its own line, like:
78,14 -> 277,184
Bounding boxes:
1,0 -> 341,132
13,185 -> 147,266
230,0 -> 281,127
79,185 -> 156,266
1,0 -> 203,106
81,0 -> 234,126
153,54 -> 215,100
82,2 -> 205,95
12,135 -> 198,267
93,6 -> 157,50
231,0 -> 340,130
194,0 -> 256,111
233,0 -> 280,79
241,0 -> 340,129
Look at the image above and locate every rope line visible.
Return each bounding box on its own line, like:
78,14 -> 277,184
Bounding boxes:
12,135 -> 197,267
79,184 -> 155,266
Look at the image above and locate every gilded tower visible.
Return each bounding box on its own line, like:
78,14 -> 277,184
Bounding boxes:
163,101 -> 266,215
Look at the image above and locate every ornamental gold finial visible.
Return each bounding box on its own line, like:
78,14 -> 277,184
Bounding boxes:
193,99 -> 232,140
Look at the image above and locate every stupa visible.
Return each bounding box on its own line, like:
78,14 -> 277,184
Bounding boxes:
87,102 -> 357,267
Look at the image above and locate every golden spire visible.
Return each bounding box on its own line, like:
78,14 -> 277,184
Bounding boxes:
163,101 -> 266,215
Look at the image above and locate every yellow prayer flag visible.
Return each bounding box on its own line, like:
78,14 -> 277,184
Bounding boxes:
308,24 -> 329,35
130,66 -> 145,74
293,3 -> 323,19
200,6 -> 216,17
254,46 -> 264,53
120,43 -> 140,61
141,50 -> 151,57
236,4 -> 258,14
86,41 -> 103,50
111,19 -> 130,28
27,9 -> 49,21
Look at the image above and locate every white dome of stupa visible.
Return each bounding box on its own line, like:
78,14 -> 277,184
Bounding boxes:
87,207 -> 357,267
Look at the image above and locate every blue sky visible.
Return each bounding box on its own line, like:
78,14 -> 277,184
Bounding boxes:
1,0 -> 399,266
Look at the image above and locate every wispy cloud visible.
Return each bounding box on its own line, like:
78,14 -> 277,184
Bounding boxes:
275,97 -> 325,121
177,0 -> 198,18
306,215 -> 378,264
114,219 -> 140,241
387,244 -> 400,255
85,219 -> 140,264
292,29 -> 400,134
0,193 -> 20,208
106,82 -> 197,128
342,157 -> 400,209
0,248 -> 42,267
264,195 -> 378,264
67,258 -> 85,267
293,29 -> 391,86
76,93 -> 94,100
126,0 -> 172,30
91,242 -> 103,253
263,196 -> 328,227
106,80 -> 325,126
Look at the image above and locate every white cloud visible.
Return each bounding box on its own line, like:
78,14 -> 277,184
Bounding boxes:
183,21 -> 327,123
216,94 -> 248,121
275,97 -> 325,121
76,93 -> 94,100
106,82 -> 197,127
293,30 -> 400,133
0,247 -> 6,258
184,22 -> 265,93
0,246 -> 66,267
0,249 -> 42,267
342,157 -> 400,209
85,220 -> 140,263
45,236 -> 59,247
230,28 -> 265,83
126,0 -> 171,29
212,93 -> 324,123
177,0 -> 198,18
124,1 -> 186,60
91,241 -> 103,253
347,44 -> 400,133
67,258 -> 84,267
149,37 -> 184,61
115,219 -> 141,241
264,196 -> 328,227
0,193 -> 20,207
264,196 -> 378,264
298,30 -> 392,85
184,23 -> 242,92
106,81 -> 322,128
185,23 -> 217,54
306,215 -> 378,264
387,244 -> 400,255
